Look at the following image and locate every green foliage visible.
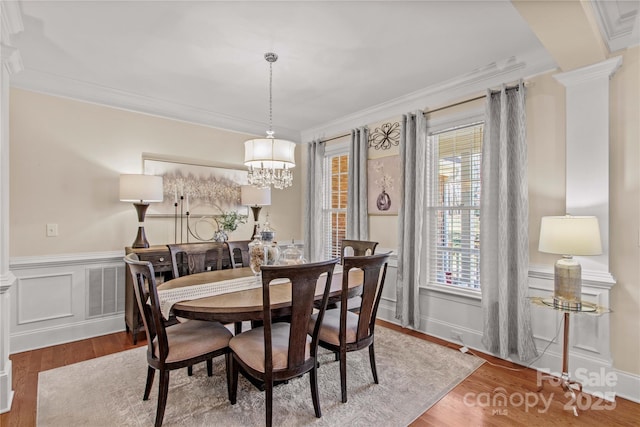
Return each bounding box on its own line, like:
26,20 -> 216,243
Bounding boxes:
216,210 -> 248,232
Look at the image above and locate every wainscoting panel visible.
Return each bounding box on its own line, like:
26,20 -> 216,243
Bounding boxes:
9,251 -> 126,353
16,273 -> 73,325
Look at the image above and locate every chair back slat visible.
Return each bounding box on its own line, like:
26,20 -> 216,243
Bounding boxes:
167,242 -> 227,278
340,239 -> 378,263
226,240 -> 251,268
124,253 -> 169,361
260,259 -> 339,370
341,253 -> 389,343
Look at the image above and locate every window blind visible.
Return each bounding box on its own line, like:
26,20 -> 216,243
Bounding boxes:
323,153 -> 349,259
428,123 -> 483,289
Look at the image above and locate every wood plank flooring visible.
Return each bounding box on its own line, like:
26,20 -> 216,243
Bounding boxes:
1,321 -> 638,426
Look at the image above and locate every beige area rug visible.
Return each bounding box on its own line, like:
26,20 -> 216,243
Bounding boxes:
37,326 -> 483,426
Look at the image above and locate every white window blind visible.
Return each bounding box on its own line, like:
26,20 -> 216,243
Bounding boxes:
323,152 -> 349,259
428,123 -> 483,290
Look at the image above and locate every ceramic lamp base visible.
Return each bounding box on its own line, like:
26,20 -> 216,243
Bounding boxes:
553,256 -> 582,310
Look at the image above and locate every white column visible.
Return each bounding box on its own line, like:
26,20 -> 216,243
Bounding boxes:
0,1 -> 23,413
554,57 -> 621,283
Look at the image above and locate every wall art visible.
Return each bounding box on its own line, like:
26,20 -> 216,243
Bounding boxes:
367,155 -> 400,215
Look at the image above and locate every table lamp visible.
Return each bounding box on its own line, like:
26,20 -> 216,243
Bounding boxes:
120,174 -> 163,248
241,185 -> 271,239
538,215 -> 602,310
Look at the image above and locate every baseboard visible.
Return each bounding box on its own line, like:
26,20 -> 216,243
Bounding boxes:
0,360 -> 14,414
612,369 -> 640,403
10,315 -> 125,354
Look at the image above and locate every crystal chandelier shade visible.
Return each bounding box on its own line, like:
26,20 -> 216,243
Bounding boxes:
244,52 -> 296,190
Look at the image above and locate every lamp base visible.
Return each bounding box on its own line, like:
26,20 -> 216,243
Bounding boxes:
250,205 -> 262,240
132,226 -> 149,248
132,202 -> 150,248
553,256 -> 582,310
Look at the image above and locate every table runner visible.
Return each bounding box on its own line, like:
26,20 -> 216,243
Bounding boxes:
157,275 -> 261,319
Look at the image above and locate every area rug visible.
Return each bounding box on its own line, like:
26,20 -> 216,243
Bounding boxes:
37,326 -> 483,426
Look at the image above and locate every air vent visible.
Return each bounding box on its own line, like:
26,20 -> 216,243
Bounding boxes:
87,266 -> 125,318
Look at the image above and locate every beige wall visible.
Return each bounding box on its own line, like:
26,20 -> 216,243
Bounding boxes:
9,89 -> 303,256
609,47 -> 640,375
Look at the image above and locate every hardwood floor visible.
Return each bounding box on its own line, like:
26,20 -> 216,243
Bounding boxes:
1,321 -> 638,426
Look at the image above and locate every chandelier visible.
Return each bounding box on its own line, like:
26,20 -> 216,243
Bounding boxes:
244,52 -> 296,189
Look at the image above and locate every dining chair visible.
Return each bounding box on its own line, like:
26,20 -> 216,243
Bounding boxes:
309,253 -> 389,403
226,240 -> 250,268
168,242 -> 241,338
124,253 -> 233,427
228,258 -> 339,427
338,239 -> 378,312
167,242 -> 227,278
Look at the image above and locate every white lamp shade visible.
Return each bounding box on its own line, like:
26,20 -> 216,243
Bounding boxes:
119,174 -> 164,202
244,138 -> 296,169
241,185 -> 271,206
538,215 -> 602,256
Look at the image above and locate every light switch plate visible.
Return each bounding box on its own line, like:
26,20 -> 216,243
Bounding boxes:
46,223 -> 58,237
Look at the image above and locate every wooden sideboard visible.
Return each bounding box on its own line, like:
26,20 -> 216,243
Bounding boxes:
124,245 -> 173,344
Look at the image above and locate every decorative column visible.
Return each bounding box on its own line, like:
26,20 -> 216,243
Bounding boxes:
0,1 -> 23,413
553,57 -> 621,283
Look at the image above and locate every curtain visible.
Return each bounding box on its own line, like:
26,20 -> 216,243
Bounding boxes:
346,127 -> 369,240
480,81 -> 537,361
304,139 -> 325,262
396,112 -> 429,328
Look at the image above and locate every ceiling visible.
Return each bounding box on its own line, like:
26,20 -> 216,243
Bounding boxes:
8,1 -> 639,142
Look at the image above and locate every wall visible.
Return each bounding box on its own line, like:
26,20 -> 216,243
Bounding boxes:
8,89 -> 304,351
9,89 -> 304,255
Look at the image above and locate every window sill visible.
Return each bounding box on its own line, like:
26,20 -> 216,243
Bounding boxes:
420,282 -> 482,301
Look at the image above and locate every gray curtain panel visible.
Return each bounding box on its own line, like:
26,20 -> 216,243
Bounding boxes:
304,139 -> 325,262
396,112 -> 428,329
346,127 -> 369,240
480,81 -> 537,361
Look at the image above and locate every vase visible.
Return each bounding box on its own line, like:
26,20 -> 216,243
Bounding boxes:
376,190 -> 391,211
213,230 -> 228,242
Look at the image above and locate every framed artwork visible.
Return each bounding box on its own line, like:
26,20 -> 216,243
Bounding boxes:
367,155 -> 401,215
142,154 -> 248,217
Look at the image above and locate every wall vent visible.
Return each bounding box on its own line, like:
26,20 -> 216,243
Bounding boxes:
87,265 -> 125,318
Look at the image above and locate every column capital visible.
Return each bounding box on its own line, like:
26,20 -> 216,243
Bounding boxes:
0,271 -> 16,294
554,56 -> 623,87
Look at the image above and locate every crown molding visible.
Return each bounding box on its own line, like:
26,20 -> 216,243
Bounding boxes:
300,49 -> 556,142
591,0 -> 640,53
1,0 -> 24,43
554,56 -> 623,87
10,68 -> 302,142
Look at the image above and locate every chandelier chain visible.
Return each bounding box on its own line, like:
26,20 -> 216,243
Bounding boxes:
269,60 -> 273,135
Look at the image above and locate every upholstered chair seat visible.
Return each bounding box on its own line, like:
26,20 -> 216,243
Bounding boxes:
309,309 -> 359,346
229,322 -> 311,372
154,320 -> 232,363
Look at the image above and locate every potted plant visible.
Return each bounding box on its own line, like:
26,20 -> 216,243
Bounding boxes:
214,210 -> 248,242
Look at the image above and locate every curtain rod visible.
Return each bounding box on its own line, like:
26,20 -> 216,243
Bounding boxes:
318,82 -> 526,143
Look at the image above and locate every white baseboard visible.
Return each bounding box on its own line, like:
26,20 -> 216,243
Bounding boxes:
0,360 -> 14,414
612,369 -> 640,403
10,315 -> 125,354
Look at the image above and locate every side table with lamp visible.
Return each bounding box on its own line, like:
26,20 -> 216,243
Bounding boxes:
536,215 -> 607,416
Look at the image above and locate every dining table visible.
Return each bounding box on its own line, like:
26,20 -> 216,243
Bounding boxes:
156,265 -> 363,325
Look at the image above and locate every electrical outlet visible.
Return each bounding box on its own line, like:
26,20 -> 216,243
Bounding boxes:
46,223 -> 58,237
451,330 -> 463,342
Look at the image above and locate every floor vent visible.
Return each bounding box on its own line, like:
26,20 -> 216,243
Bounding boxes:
87,265 -> 125,318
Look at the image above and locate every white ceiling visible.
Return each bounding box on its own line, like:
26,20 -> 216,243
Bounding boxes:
8,1 -> 639,141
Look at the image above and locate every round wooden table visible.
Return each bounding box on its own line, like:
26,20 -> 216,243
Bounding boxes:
157,266 -> 362,324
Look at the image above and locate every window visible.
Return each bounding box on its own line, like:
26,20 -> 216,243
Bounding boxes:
323,150 -> 349,259
428,123 -> 483,290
